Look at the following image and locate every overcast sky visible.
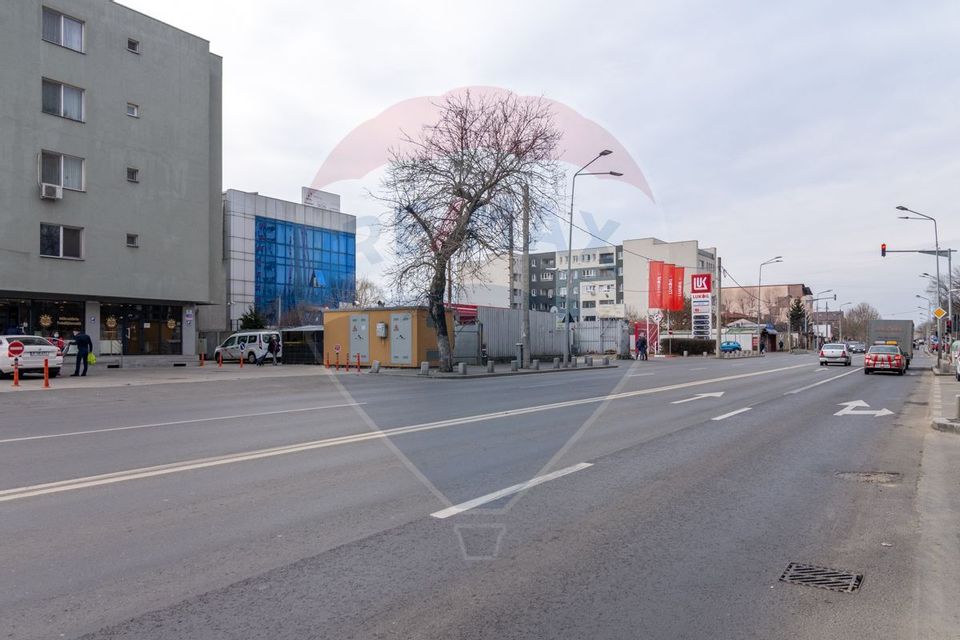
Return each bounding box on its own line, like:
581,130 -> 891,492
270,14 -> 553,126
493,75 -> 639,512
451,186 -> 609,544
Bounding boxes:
121,0 -> 960,321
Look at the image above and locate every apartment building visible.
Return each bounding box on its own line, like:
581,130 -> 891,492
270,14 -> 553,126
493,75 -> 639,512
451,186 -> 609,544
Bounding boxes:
0,1 -> 222,357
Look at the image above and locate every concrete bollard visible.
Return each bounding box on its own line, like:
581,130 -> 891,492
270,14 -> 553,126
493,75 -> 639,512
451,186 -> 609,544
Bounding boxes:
420,361 -> 429,375
603,356 -> 610,366
458,362 -> 467,375
371,360 -> 381,373
553,357 -> 560,369
532,359 -> 540,370
487,360 -> 495,373
703,352 -> 707,358
571,358 -> 578,369
511,360 -> 519,371
683,350 -> 688,357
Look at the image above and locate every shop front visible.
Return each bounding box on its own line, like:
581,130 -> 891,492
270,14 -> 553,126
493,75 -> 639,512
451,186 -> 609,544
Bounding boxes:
0,298 -> 86,338
99,304 -> 183,355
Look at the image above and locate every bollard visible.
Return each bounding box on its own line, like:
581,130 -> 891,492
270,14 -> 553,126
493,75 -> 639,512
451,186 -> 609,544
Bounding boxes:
553,357 -> 560,369
356,353 -> 361,373
12,361 -> 19,387
586,356 -> 593,367
532,359 -> 540,371
239,353 -> 244,368
683,350 -> 688,357
325,352 -> 329,368
458,362 -> 467,375
218,352 -> 223,368
487,360 -> 495,373
571,358 -> 578,369
336,352 -> 340,371
199,353 -> 205,367
511,360 -> 519,371
420,361 -> 430,375
43,358 -> 50,389
603,356 -> 610,366
703,352 -> 707,358
371,360 -> 381,373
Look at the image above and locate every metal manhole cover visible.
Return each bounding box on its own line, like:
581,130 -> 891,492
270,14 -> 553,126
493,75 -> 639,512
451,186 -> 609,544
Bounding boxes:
779,562 -> 863,593
835,471 -> 902,484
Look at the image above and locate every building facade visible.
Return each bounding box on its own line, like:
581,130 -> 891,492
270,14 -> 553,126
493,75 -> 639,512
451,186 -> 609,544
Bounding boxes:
459,237 -> 716,322
0,1 -> 222,356
215,189 -> 356,332
720,283 -> 813,327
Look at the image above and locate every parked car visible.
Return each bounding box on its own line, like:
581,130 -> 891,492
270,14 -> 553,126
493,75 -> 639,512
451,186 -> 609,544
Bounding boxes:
0,335 -> 63,378
863,345 -> 906,376
951,339 -> 960,382
214,331 -> 282,364
819,343 -> 851,366
719,341 -> 742,353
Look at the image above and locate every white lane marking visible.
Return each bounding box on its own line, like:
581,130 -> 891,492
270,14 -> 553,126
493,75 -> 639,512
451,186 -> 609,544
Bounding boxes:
628,372 -> 656,377
689,367 -> 708,371
784,367 -> 861,395
430,463 -> 593,519
712,407 -> 752,421
0,362 -> 811,502
671,392 -> 724,404
0,403 -> 367,445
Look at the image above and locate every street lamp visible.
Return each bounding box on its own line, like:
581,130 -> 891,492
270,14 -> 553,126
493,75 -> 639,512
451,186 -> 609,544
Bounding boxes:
812,289 -> 833,347
756,256 -> 783,351
839,302 -> 851,342
897,205 -> 944,367
563,150 -> 620,364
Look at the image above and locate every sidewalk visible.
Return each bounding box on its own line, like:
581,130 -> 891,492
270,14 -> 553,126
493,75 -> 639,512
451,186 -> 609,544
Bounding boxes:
0,363 -> 328,393
931,373 -> 960,435
375,357 -> 620,379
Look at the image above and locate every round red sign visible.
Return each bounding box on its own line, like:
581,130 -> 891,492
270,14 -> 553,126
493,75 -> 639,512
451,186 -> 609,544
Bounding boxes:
8,340 -> 25,357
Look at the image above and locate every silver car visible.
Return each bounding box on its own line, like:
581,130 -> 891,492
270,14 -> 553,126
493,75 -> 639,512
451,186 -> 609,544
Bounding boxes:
819,343 -> 852,366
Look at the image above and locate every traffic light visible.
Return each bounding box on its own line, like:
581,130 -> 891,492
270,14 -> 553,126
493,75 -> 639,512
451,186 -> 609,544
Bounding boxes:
881,243 -> 887,257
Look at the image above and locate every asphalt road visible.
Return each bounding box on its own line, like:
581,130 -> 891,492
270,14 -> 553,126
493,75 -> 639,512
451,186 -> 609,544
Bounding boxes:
1,353 -> 957,639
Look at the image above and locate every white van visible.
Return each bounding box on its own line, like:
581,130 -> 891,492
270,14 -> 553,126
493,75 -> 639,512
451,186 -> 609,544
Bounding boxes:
214,331 -> 281,364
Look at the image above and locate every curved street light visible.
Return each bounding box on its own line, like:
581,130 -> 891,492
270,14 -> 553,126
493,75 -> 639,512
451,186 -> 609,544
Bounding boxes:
563,150 -> 620,363
756,256 -> 783,350
898,205 -> 944,366
839,302 -> 852,342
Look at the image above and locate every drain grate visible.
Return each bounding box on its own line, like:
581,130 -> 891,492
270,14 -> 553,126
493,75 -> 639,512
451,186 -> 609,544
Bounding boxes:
835,471 -> 902,484
779,562 -> 863,593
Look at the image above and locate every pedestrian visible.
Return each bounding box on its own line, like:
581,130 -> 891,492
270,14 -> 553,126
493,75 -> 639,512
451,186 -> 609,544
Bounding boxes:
258,335 -> 279,366
778,339 -> 784,351
637,334 -> 648,361
759,340 -> 766,354
71,329 -> 93,376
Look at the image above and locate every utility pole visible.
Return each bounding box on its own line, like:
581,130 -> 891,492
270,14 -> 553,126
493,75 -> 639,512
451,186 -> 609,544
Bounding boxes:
715,256 -> 722,358
507,219 -> 515,309
521,183 -> 531,368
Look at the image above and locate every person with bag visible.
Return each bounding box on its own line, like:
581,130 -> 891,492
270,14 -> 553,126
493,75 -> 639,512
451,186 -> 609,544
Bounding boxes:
257,335 -> 279,366
71,329 -> 94,377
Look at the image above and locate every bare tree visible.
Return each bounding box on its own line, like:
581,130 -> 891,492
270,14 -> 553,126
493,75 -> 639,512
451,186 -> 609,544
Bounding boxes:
379,90 -> 563,371
842,302 -> 881,341
354,275 -> 386,308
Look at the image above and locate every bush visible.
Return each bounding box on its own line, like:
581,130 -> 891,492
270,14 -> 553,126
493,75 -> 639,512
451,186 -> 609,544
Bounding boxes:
661,338 -> 715,355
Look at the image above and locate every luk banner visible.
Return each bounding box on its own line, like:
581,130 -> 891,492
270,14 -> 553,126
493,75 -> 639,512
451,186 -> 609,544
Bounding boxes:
648,261 -> 665,309
672,266 -> 685,311
664,264 -> 676,311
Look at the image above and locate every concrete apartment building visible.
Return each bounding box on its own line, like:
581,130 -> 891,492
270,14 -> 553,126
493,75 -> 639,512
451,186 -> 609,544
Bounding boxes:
459,238 -> 716,322
0,1 -> 222,357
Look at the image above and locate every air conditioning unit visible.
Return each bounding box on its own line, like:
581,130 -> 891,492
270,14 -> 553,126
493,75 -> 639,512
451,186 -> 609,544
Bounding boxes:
40,183 -> 63,200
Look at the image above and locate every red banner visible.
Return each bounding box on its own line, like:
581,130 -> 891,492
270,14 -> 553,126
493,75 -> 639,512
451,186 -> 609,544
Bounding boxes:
648,261 -> 664,309
672,266 -> 685,311
664,264 -> 676,311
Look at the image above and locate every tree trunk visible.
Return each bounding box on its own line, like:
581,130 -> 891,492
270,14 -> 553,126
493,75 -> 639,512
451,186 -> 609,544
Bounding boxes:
429,264 -> 453,372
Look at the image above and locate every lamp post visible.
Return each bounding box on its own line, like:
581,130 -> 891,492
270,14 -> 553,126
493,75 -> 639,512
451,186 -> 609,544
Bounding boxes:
917,293 -> 933,353
897,206 -> 943,367
563,150 -> 621,364
756,256 -> 783,351
839,302 -> 851,342
812,289 -> 833,348
923,269 -> 954,342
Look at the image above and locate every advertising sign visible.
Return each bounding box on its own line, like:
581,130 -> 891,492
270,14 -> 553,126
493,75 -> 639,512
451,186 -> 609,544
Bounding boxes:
691,292 -> 712,339
691,273 -> 712,294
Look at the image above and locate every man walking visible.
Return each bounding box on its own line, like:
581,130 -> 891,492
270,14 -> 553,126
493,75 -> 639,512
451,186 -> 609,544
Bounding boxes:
637,333 -> 648,361
71,329 -> 93,376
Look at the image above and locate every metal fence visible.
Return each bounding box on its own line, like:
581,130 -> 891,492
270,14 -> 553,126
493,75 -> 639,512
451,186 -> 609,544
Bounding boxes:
574,319 -> 629,356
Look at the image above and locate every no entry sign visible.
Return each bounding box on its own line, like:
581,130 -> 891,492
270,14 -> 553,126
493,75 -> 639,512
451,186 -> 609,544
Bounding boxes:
7,340 -> 24,357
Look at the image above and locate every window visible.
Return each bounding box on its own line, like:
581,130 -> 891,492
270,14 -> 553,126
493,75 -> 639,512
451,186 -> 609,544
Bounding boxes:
599,299 -> 615,305
531,273 -> 538,282
42,79 -> 84,121
126,102 -> 140,118
541,272 -> 553,281
582,300 -> 596,309
558,271 -> 566,281
572,255 -> 578,263
583,315 -> 596,321
126,167 -> 140,183
559,287 -> 567,297
126,233 -> 139,247
618,267 -> 623,276
530,258 -> 537,267
40,151 -> 84,190
582,269 -> 596,277
40,223 -> 82,258
42,7 -> 84,52
127,38 -> 140,53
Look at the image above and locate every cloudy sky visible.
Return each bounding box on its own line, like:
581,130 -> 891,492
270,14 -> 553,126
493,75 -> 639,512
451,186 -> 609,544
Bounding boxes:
121,0 -> 960,321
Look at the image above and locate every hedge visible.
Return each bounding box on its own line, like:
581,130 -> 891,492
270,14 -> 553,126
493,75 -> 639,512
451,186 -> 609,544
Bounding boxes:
660,338 -> 716,355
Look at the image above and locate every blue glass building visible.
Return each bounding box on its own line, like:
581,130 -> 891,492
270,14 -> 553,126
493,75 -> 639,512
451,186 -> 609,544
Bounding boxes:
254,217 -> 355,324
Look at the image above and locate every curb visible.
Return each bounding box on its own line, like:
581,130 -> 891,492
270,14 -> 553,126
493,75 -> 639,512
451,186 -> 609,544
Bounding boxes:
379,364 -> 618,380
932,417 -> 960,435
930,365 -> 955,377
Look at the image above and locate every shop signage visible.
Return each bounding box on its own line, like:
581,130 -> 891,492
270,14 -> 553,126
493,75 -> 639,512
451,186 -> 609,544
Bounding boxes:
106,316 -> 118,329
166,319 -> 177,329
692,292 -> 712,339
39,314 -> 53,328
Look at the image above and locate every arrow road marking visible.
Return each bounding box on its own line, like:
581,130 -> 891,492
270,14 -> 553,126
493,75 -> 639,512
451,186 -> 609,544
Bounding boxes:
671,391 -> 725,405
834,400 -> 894,417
